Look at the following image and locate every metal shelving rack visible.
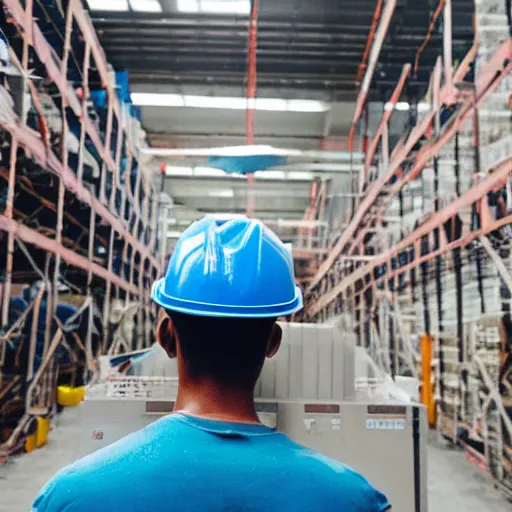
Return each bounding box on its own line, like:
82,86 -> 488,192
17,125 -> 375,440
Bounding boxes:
0,0 -> 163,454
304,0 -> 512,497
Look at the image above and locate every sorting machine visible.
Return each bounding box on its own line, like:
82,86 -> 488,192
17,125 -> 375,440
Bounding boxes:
79,322 -> 428,512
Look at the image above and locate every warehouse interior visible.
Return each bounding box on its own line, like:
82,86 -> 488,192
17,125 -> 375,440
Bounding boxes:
0,0 -> 511,510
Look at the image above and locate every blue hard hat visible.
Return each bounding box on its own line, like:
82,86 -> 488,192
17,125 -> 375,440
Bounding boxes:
151,216 -> 303,318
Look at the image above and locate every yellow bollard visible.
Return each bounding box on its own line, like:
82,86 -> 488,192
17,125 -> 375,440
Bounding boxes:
420,334 -> 436,427
36,417 -> 50,448
25,434 -> 37,453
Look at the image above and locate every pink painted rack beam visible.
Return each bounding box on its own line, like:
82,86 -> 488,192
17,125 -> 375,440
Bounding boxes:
0,119 -> 159,271
3,0 -> 159,271
0,216 -> 139,295
362,64 -> 411,185
308,38 -> 509,290
308,154 -> 512,316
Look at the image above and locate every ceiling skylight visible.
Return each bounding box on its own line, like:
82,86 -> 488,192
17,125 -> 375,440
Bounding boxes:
88,0 -> 162,12
88,0 -> 128,10
177,0 -> 250,15
130,0 -> 162,12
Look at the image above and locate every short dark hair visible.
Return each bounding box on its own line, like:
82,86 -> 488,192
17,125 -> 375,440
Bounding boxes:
167,310 -> 276,384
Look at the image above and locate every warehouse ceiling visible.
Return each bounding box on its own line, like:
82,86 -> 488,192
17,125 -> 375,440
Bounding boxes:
87,0 -> 475,228
88,0 -> 474,148
89,0 -> 474,98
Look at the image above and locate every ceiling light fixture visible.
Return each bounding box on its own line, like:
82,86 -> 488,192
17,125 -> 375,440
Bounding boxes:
249,98 -> 288,111
287,99 -> 327,112
184,95 -> 247,109
395,102 -> 410,111
131,93 -> 184,107
132,93 -> 329,113
384,101 -> 431,113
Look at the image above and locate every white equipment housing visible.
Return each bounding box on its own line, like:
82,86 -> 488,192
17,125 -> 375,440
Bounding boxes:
126,321 -> 357,401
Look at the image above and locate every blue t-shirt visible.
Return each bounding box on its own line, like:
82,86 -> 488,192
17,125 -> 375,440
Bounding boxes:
32,414 -> 391,512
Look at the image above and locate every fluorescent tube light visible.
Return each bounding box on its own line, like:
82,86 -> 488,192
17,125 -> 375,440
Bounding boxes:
132,93 -> 329,113
287,99 -> 329,112
253,98 -> 288,111
130,0 -> 162,12
395,102 -> 410,111
131,93 -> 184,107
184,95 -> 247,109
88,0 -> 128,10
384,101 -> 409,111
385,101 -> 432,112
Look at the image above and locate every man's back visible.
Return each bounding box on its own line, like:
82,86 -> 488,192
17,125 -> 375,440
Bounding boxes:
33,414 -> 390,512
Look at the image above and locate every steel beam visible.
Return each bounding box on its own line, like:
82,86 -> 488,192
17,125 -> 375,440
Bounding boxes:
362,64 -> 411,182
348,0 -> 397,149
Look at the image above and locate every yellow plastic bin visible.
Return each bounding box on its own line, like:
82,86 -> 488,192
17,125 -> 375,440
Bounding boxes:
36,417 -> 50,448
57,386 -> 85,407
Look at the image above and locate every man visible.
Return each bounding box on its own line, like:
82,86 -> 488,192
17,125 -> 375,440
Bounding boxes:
32,216 -> 391,512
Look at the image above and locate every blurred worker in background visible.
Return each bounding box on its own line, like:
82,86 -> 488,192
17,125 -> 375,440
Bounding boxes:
32,216 -> 391,512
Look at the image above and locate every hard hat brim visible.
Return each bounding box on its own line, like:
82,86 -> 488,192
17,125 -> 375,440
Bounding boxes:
151,279 -> 303,318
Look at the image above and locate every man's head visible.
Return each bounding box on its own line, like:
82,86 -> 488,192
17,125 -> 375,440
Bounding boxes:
151,216 -> 302,387
157,310 -> 282,387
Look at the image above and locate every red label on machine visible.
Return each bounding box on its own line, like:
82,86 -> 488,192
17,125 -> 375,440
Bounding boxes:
92,431 -> 104,440
304,404 -> 340,414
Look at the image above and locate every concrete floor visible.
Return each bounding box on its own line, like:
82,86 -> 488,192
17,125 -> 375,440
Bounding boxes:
0,408 -> 511,512
427,438 -> 511,512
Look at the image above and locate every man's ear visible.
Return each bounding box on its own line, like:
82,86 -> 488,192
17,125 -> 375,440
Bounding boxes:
156,310 -> 177,359
265,323 -> 282,359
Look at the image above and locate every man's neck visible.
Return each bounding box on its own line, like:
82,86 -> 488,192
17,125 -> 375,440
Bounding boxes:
174,379 -> 260,424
